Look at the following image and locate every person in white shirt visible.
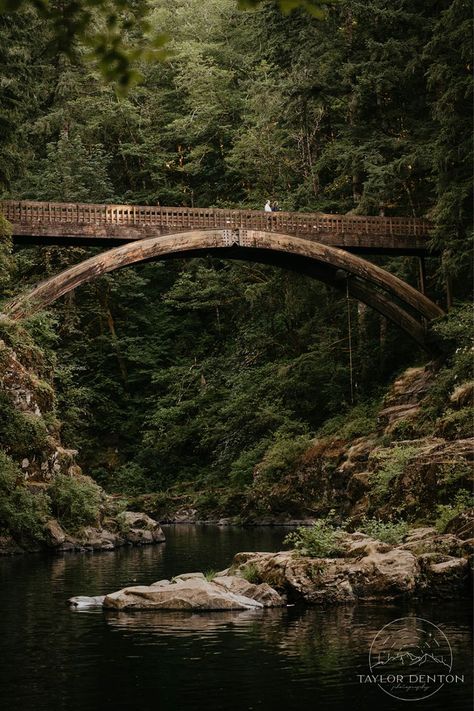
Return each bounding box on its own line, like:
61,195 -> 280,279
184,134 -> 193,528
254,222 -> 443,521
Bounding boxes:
264,200 -> 272,212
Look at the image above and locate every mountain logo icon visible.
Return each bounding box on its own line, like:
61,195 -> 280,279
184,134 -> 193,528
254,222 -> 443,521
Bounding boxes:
372,649 -> 451,669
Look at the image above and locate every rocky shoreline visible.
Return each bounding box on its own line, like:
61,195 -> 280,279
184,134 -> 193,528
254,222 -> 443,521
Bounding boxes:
0,511 -> 166,555
69,525 -> 472,611
160,516 -> 317,526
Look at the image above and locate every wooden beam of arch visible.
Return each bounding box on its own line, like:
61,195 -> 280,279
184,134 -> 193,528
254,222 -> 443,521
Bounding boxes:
3,230 -> 444,348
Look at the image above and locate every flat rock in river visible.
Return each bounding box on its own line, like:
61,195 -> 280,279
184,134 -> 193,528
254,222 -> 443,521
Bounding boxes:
103,578 -> 268,611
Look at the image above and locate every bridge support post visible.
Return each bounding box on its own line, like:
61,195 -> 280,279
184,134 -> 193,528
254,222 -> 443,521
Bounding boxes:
417,256 -> 426,295
442,250 -> 453,311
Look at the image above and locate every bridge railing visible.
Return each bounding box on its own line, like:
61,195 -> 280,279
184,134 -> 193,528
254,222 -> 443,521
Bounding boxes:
0,200 -> 432,238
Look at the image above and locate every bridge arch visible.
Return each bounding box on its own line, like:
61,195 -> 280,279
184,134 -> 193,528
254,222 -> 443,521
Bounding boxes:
4,229 -> 444,352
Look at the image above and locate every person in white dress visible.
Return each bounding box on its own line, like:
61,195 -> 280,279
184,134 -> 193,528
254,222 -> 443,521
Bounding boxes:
264,200 -> 272,212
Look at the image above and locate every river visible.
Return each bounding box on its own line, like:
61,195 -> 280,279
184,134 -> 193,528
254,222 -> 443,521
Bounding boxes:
0,524 -> 471,710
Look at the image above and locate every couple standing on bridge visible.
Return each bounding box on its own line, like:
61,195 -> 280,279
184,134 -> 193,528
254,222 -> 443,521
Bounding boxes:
264,200 -> 281,212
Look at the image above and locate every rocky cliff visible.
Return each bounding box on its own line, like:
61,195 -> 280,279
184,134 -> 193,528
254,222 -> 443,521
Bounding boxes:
270,364 -> 473,525
0,335 -> 165,553
0,337 -> 79,482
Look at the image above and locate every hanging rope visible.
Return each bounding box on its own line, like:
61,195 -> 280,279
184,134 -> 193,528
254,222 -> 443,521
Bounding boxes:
346,280 -> 354,405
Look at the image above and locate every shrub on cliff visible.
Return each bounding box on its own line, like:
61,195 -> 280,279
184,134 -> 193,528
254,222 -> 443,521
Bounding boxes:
0,451 -> 51,544
0,394 -> 50,457
435,491 -> 474,533
422,305 -> 474,422
254,432 -> 312,482
358,517 -> 409,544
317,402 -> 379,440
369,445 -> 419,503
48,474 -> 103,532
284,514 -> 345,557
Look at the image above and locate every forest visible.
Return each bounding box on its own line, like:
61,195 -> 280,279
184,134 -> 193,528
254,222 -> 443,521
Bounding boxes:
0,0 -> 472,538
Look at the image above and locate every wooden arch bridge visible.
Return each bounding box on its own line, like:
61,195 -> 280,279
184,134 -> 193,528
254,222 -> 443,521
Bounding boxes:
1,200 -> 444,352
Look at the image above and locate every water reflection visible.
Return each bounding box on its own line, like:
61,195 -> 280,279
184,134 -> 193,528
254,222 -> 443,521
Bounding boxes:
104,608 -> 266,635
48,542 -> 167,593
103,602 -> 472,674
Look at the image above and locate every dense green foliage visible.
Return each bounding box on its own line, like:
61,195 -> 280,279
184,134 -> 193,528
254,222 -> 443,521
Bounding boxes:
48,473 -> 103,531
0,0 -> 335,89
0,392 -> 50,457
0,0 -> 168,89
369,445 -> 420,502
0,452 -> 50,544
357,517 -> 409,544
435,491 -> 474,533
0,0 -> 472,517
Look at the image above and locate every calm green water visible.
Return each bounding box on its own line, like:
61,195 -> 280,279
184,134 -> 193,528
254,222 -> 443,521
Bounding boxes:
0,524 -> 471,711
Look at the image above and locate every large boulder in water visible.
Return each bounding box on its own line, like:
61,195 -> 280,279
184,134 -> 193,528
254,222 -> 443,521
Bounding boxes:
230,545 -> 421,604
103,575 -> 284,611
229,527 -> 472,603
44,518 -> 66,547
417,553 -> 470,597
79,527 -> 118,550
121,511 -> 166,544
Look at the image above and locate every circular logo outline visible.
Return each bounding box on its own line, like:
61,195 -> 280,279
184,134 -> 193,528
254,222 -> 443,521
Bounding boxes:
369,616 -> 453,702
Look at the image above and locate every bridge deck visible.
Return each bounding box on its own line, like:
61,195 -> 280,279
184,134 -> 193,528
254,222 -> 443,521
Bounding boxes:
2,200 -> 433,254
